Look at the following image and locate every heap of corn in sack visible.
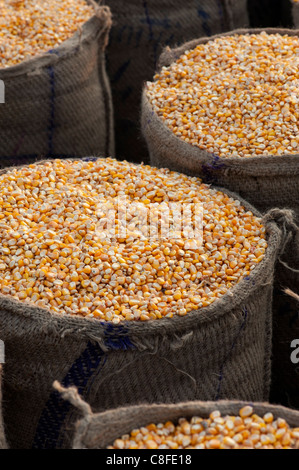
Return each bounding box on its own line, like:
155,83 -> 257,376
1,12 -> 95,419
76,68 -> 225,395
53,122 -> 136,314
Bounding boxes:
142,29 -> 299,211
0,366 -> 7,449
141,28 -> 299,410
0,0 -> 114,168
0,157 -> 286,449
100,0 -> 249,164
54,384 -> 299,449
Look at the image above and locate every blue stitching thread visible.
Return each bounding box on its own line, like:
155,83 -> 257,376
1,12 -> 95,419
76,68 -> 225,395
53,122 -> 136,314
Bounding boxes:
47,66 -> 55,156
117,25 -> 127,43
142,0 -> 154,42
32,324 -> 135,449
217,0 -> 226,31
82,157 -> 99,162
104,323 -> 136,351
32,341 -> 106,449
121,86 -> 133,102
215,307 -> 248,400
47,50 -> 59,157
135,28 -> 143,47
196,4 -> 211,37
11,49 -> 59,161
111,59 -> 131,84
201,153 -> 226,184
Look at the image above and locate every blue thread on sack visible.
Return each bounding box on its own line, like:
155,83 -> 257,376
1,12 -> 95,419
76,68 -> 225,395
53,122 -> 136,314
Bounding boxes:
142,0 -> 154,41
47,66 -> 55,155
104,323 -> 136,351
32,341 -> 106,449
143,109 -> 155,133
140,17 -> 171,31
121,86 -> 133,102
117,25 -> 127,43
196,5 -> 211,36
135,28 -> 144,47
201,153 -> 226,185
141,1 -> 172,65
153,31 -> 164,64
82,157 -> 98,162
47,50 -> 59,157
244,276 -> 255,287
127,26 -> 134,45
164,34 -> 175,47
112,59 -> 131,84
217,0 -> 226,31
215,307 -> 248,400
32,324 -> 135,449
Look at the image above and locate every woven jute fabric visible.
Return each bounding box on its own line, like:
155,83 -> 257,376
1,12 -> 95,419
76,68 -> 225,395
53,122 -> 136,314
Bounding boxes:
0,366 -> 7,449
0,6 -> 114,169
52,388 -> 299,449
102,0 -> 248,164
292,1 -> 299,28
248,0 -> 286,28
0,159 -> 284,449
141,26 -> 299,411
270,232 -> 299,410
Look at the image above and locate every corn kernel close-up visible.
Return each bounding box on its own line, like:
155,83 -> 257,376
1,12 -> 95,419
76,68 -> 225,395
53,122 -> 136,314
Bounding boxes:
0,0 -> 94,68
146,31 -> 299,158
108,406 -> 299,449
0,158 -> 267,322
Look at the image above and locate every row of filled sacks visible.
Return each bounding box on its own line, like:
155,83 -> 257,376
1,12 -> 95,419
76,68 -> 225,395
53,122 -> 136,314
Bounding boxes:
0,156 -> 293,449
3,1 -> 299,169
0,0 -> 250,167
141,26 -> 299,411
1,1 -> 299,451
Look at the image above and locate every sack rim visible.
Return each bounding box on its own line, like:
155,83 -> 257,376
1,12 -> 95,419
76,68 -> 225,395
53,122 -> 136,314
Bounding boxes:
142,27 -> 299,175
0,8 -> 111,79
73,399 -> 299,448
0,157 -> 281,341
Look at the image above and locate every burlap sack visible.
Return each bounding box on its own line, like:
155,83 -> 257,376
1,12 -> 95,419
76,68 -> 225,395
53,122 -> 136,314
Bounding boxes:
142,27 -> 299,216
0,5 -> 114,168
0,168 -> 287,449
291,0 -> 299,28
0,366 -> 7,449
53,386 -> 299,449
141,26 -> 299,411
102,0 -> 248,164
281,0 -> 293,28
270,255 -> 299,411
248,1 -> 287,28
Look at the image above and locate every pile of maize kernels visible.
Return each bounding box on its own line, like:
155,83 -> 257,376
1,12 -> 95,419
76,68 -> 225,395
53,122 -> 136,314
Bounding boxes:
146,31 -> 299,158
0,0 -> 94,68
108,406 -> 299,449
0,158 -> 267,322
